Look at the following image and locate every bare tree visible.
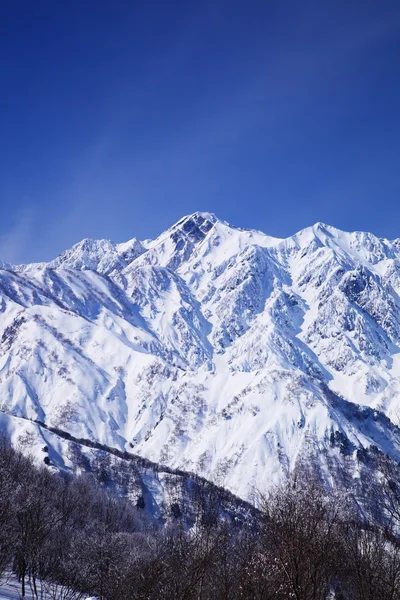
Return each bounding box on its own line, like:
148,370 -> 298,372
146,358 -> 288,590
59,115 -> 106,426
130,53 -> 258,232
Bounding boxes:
258,475 -> 344,600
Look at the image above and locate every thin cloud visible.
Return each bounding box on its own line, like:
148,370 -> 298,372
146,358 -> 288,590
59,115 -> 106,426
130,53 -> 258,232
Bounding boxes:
0,207 -> 36,265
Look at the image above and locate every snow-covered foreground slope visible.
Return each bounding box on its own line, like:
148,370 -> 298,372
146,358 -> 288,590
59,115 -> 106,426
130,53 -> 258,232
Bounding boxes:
0,573 -> 98,600
2,212 -> 400,501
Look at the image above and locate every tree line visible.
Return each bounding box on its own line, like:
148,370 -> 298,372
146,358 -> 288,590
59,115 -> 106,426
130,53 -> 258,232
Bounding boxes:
1,433 -> 400,599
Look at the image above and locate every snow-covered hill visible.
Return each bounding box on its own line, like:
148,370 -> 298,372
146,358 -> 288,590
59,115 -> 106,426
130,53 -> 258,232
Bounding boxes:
2,212 -> 400,501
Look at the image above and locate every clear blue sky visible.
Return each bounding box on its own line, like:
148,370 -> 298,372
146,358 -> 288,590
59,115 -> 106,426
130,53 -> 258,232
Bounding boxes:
1,0 -> 400,263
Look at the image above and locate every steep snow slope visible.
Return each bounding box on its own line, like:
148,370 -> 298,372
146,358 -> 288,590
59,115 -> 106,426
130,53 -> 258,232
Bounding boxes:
1,212 -> 400,501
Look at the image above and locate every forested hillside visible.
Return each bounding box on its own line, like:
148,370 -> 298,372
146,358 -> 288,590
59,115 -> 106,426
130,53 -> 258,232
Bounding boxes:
1,433 -> 400,599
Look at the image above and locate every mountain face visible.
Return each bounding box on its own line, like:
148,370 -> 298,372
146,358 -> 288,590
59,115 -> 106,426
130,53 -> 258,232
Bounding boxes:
2,212 -> 400,501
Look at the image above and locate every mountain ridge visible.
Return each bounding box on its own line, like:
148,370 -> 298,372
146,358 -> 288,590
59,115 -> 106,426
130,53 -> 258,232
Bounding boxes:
1,212 -> 400,501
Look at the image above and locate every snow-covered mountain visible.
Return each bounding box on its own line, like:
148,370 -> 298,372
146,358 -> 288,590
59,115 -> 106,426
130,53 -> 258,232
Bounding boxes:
2,212 -> 400,501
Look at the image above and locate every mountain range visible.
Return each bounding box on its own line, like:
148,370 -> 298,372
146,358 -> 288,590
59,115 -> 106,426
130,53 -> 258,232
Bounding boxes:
1,211 -> 400,502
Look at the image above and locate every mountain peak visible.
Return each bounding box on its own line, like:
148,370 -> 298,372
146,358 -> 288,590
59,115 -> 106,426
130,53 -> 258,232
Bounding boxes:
49,237 -> 122,272
171,211 -> 219,234
153,211 -> 219,257
312,221 -> 333,233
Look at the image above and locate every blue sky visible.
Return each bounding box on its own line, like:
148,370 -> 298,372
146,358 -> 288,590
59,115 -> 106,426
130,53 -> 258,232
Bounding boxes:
1,0 -> 400,263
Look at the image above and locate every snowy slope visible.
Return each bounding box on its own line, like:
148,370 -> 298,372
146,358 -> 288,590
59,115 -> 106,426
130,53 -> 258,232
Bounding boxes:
1,212 -> 400,501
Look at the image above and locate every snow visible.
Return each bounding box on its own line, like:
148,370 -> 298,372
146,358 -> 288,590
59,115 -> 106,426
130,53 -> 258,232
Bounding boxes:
1,213 -> 400,501
0,574 -> 97,600
0,578 -> 21,600
0,575 -> 57,600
